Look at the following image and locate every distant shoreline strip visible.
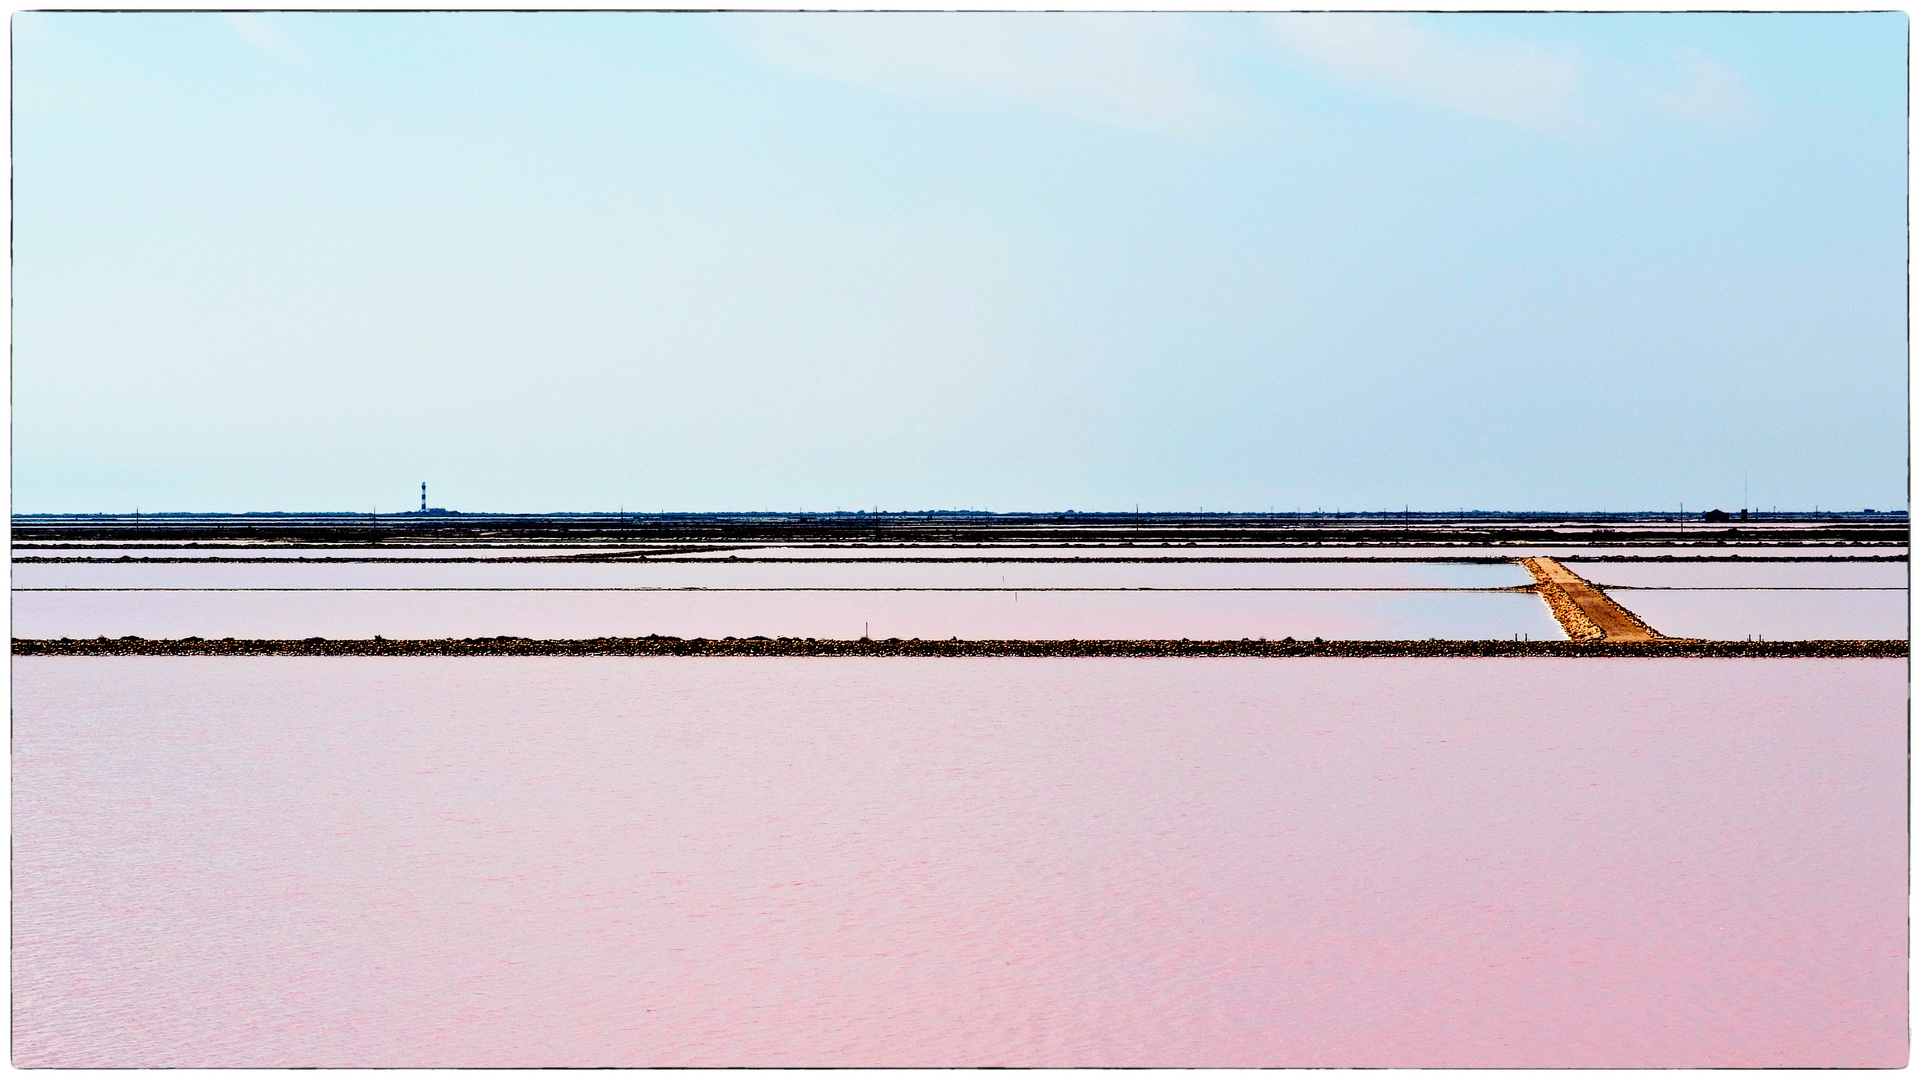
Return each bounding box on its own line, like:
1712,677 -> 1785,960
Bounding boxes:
12,638 -> 1905,658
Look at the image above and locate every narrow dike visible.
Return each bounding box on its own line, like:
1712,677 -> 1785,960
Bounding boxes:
1521,557 -> 1662,642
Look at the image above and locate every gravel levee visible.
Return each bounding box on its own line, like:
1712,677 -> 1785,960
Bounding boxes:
13,637 -> 1904,658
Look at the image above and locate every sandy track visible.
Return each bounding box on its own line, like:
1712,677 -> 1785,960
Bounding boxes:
1523,558 -> 1661,641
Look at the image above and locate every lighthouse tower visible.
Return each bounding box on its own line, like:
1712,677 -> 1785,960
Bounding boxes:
421,482 -> 427,513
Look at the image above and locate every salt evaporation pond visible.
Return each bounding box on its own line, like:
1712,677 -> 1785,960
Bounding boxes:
12,559 -> 1534,591
13,657 -> 1905,1067
667,545 -> 1904,561
1565,560 -> 1907,589
10,588 -> 1565,642
1612,589 -> 1908,641
13,546 -> 651,560
20,544 -> 1902,563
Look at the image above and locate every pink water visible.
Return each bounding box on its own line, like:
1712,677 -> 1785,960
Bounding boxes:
11,588 -> 1565,641
670,544 -> 1906,560
1612,589 -> 1908,641
13,658 -> 1905,1067
10,559 -> 1533,590
1568,560 -> 1907,589
20,543 -> 1901,562
13,546 -> 628,560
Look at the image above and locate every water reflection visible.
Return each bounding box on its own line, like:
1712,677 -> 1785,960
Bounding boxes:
13,588 -> 1567,642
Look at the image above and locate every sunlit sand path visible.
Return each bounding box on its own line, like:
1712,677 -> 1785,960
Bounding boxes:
1523,557 -> 1661,642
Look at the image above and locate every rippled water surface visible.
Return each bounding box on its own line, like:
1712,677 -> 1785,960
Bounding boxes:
13,658 -> 1906,1067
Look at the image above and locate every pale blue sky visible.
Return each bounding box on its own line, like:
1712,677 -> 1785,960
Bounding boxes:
13,12 -> 1907,513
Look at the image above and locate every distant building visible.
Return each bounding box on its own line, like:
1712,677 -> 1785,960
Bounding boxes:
1702,509 -> 1731,522
412,481 -> 454,514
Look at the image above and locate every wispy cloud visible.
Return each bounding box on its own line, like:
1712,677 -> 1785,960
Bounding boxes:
1265,14 -> 1582,131
1264,14 -> 1752,133
717,13 -> 1244,139
1630,49 -> 1752,127
219,13 -> 310,67
454,15 -> 633,96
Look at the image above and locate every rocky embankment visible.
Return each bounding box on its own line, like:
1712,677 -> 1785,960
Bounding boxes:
1521,558 -> 1664,642
12,636 -> 1905,658
1525,579 -> 1607,642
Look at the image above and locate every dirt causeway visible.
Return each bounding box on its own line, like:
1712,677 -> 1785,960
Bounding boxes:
1523,558 -> 1662,642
